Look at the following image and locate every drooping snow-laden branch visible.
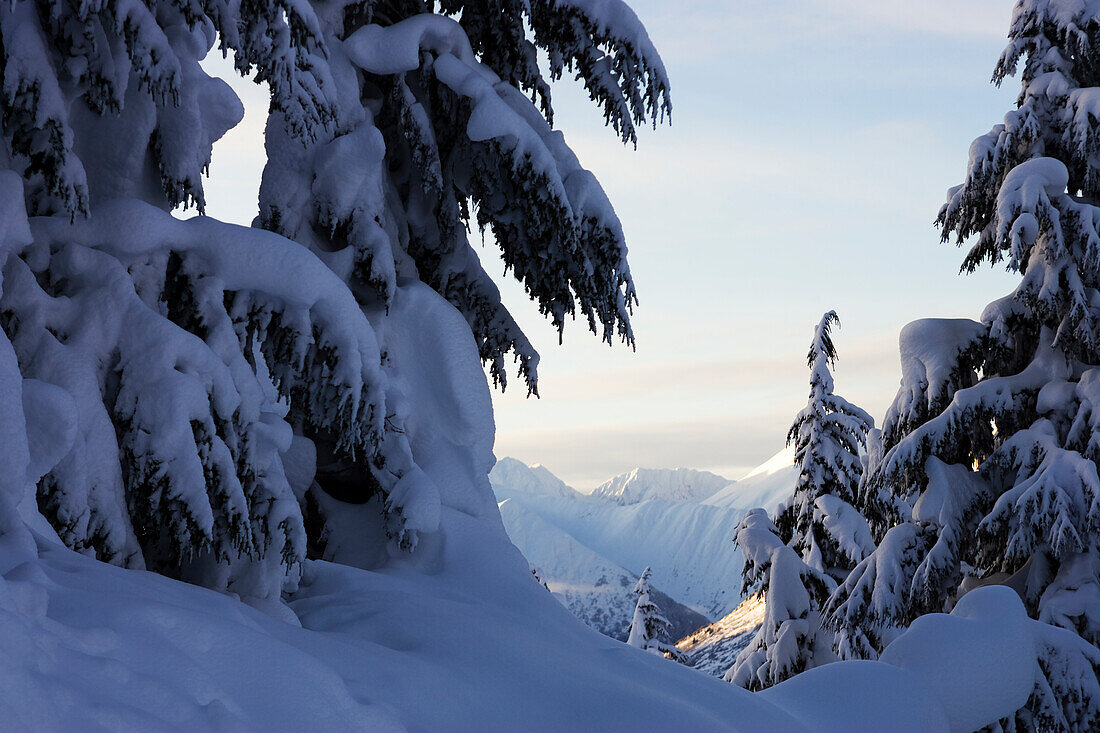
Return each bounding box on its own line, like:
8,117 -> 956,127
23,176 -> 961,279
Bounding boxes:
260,7 -> 668,394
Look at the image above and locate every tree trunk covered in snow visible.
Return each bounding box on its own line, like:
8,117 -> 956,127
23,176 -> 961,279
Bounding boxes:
0,0 -> 667,603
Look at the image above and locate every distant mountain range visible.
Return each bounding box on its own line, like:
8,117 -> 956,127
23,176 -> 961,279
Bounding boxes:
489,452 -> 795,650
590,467 -> 733,505
499,496 -> 708,642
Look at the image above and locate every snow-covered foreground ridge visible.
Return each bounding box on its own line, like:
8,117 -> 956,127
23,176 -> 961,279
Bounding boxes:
1,517 -> 1036,731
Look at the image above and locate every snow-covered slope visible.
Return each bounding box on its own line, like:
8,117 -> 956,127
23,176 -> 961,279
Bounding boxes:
590,467 -> 734,505
0,515 -> 1037,731
499,498 -> 708,642
703,447 -> 797,511
677,596 -> 766,677
489,457 -> 585,500
496,485 -> 744,618
493,455 -> 795,620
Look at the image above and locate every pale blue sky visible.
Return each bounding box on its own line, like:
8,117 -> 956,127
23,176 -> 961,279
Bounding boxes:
201,1 -> 1022,490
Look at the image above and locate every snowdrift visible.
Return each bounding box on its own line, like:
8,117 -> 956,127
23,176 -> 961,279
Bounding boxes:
0,517 -> 1037,731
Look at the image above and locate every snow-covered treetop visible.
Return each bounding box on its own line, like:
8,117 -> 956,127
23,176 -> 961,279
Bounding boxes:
633,565 -> 653,594
778,312 -> 873,576
937,0 -> 1100,357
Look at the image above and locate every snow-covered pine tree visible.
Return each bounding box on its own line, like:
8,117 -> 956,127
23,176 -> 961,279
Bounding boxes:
0,0 -> 668,603
626,566 -> 677,656
728,316 -> 870,688
825,2 -> 1100,728
257,1 -> 670,396
726,509 -> 834,690
252,1 -> 669,551
0,0 -> 365,601
776,311 -> 875,584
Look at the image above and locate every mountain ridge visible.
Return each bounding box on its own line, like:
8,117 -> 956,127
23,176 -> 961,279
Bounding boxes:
590,467 -> 734,506
490,454 -> 795,633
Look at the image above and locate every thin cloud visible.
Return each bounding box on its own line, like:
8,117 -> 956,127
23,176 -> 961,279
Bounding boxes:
625,0 -> 1010,69
823,0 -> 1012,39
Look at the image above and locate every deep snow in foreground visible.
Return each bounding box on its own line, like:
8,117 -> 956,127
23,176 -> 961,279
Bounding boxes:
1,515 -> 1036,731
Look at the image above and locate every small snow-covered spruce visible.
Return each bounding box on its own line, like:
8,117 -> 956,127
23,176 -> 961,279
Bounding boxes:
775,311 -> 875,585
826,2 -> 1100,728
726,510 -> 834,690
0,0 -> 669,601
626,567 -> 683,660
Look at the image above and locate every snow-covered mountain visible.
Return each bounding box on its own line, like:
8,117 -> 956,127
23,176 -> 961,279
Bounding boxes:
676,596 -> 766,677
490,457 -> 585,500
492,456 -> 796,624
500,498 -> 708,642
703,447 -> 799,510
590,467 -> 733,505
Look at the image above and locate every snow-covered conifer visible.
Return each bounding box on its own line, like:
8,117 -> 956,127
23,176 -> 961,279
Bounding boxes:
258,2 -> 670,397
626,566 -> 672,653
0,0 -> 668,603
825,2 -> 1100,726
726,509 -> 834,690
251,1 -> 669,550
776,312 -> 875,584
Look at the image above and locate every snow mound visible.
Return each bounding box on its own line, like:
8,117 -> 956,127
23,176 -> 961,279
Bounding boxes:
676,595 -> 766,677
591,467 -> 733,505
490,457 -> 584,500
879,586 -> 1036,733
2,521 -> 1036,731
758,586 -> 1035,733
